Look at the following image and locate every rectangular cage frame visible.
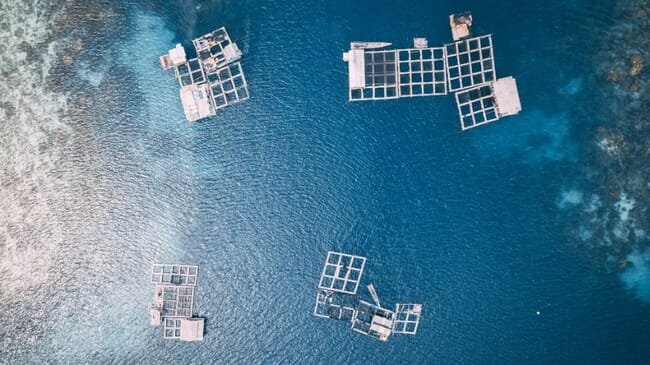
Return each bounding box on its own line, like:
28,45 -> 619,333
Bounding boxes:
193,26 -> 234,72
206,62 -> 250,110
392,303 -> 422,335
158,285 -> 195,318
397,47 -> 447,98
349,47 -> 448,101
454,82 -> 499,130
151,264 -> 199,286
318,251 -> 367,295
313,290 -> 357,320
349,50 -> 398,101
174,58 -> 206,87
445,34 -> 495,92
163,318 -> 183,339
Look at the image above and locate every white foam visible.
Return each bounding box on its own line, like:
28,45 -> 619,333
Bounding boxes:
557,188 -> 583,209
620,249 -> 650,302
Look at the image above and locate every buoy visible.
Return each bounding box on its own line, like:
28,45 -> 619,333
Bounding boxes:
536,310 -> 541,315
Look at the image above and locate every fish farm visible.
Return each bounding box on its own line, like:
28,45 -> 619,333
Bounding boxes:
313,251 -> 422,341
342,12 -> 522,131
160,27 -> 249,122
149,264 -> 205,341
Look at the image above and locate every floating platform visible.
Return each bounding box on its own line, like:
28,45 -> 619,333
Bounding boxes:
163,318 -> 205,341
351,300 -> 395,341
149,264 -> 204,341
342,12 -> 521,130
450,12 -> 472,41
160,27 -> 249,122
313,251 -> 422,342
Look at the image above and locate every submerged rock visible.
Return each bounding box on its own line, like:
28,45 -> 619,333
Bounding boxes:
633,9 -> 647,18
62,54 -> 73,65
606,68 -> 620,82
71,38 -> 84,52
629,54 -> 644,76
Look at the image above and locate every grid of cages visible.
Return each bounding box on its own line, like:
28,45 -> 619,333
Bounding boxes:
206,62 -> 249,110
163,318 -> 182,339
392,303 -> 422,335
174,59 -> 206,87
152,264 -> 198,286
160,286 -> 195,317
350,50 -> 398,101
454,83 -> 499,130
318,251 -> 367,295
313,290 -> 357,320
445,35 -> 495,92
397,47 -> 447,97
193,27 -> 233,72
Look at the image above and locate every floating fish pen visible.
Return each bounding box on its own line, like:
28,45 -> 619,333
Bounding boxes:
149,264 -> 205,341
313,251 -> 422,341
342,12 -> 521,131
160,27 -> 249,122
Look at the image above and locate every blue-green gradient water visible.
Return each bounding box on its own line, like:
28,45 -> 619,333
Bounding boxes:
1,0 -> 649,364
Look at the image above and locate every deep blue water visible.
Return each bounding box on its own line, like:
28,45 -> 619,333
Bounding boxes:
2,0 -> 650,364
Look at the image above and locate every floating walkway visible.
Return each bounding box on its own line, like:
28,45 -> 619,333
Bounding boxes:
160,27 -> 249,122
149,264 -> 204,341
343,12 -> 521,131
313,251 -> 422,341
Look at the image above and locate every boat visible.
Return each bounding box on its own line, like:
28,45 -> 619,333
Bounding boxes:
350,41 -> 392,50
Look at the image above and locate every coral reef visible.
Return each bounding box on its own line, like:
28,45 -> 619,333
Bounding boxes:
570,0 -> 650,277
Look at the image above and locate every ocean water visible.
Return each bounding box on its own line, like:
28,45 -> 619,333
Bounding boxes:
1,0 -> 649,364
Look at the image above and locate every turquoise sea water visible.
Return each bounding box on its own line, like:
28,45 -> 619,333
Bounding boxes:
1,0 -> 649,363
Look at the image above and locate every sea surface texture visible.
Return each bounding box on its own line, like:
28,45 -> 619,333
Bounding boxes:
1,0 -> 649,364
